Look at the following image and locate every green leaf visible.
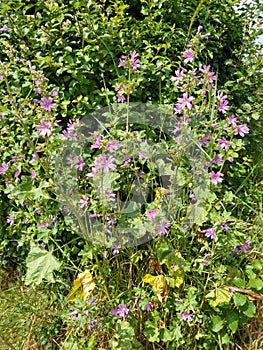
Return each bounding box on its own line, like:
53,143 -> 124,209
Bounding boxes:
240,301 -> 256,318
233,277 -> 246,288
226,311 -> 239,333
185,200 -> 208,226
248,278 -> 263,291
233,293 -> 247,307
144,321 -> 160,342
25,244 -> 61,285
211,315 -> 224,332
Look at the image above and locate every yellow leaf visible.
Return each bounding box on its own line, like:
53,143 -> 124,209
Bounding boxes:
206,287 -> 231,308
153,275 -> 168,304
68,270 -> 95,303
168,265 -> 184,288
142,273 -> 157,286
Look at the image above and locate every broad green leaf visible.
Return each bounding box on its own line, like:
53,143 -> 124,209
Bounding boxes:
211,315 -> 224,332
185,200 -> 208,226
240,301 -> 256,318
25,244 -> 61,285
233,292 -> 247,307
144,321 -> 160,342
248,278 -> 263,290
226,311 -> 239,333
233,277 -> 246,288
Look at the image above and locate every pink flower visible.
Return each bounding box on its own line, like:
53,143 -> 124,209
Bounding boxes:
203,228 -> 216,239
218,137 -> 230,151
79,195 -> 89,208
118,55 -> 127,68
40,96 -> 55,111
0,161 -> 8,174
211,171 -> 223,185
36,119 -> 52,137
228,115 -> 238,127
182,48 -> 195,63
156,220 -> 171,235
179,311 -> 193,321
130,50 -> 140,71
6,216 -> 15,225
218,92 -> 230,114
234,124 -> 249,137
176,92 -> 195,112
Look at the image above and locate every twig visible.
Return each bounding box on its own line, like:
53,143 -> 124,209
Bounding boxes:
230,286 -> 263,301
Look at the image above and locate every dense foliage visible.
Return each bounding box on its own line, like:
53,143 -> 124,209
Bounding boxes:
0,0 -> 262,349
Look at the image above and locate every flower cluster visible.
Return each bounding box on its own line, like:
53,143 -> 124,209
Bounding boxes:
111,304 -> 129,320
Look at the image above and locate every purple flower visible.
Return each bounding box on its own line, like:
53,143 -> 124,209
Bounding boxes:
218,137 -> 230,151
111,304 -> 129,320
179,311 -> 193,321
51,88 -> 58,97
31,170 -> 36,178
91,135 -> 103,149
0,76 -> 3,80
112,244 -> 121,255
171,69 -> 185,84
117,304 -> 129,320
232,247 -> 239,253
116,83 -> 126,103
210,171 -> 223,186
0,161 -> 8,174
182,48 -> 195,63
88,155 -> 116,176
156,220 -> 171,235
240,240 -> 251,252
189,190 -> 196,202
130,51 -> 140,71
228,115 -> 238,127
6,216 -> 14,225
218,92 -> 230,114
79,195 -> 89,208
201,32 -> 210,39
203,228 -> 216,239
14,170 -> 21,179
0,25 -> 9,31
75,156 -> 85,171
145,208 -> 157,219
29,154 -> 38,163
200,134 -> 210,146
118,55 -> 127,68
175,93 -> 195,113
144,303 -> 153,312
197,25 -> 203,34
40,96 -> 55,111
234,124 -> 249,137
36,119 -> 52,137
117,93 -> 126,103
221,225 -> 229,232
68,310 -> 78,321
212,154 -> 223,165
106,140 -> 121,153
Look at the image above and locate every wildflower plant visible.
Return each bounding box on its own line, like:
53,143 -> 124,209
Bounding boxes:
0,16 -> 262,350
